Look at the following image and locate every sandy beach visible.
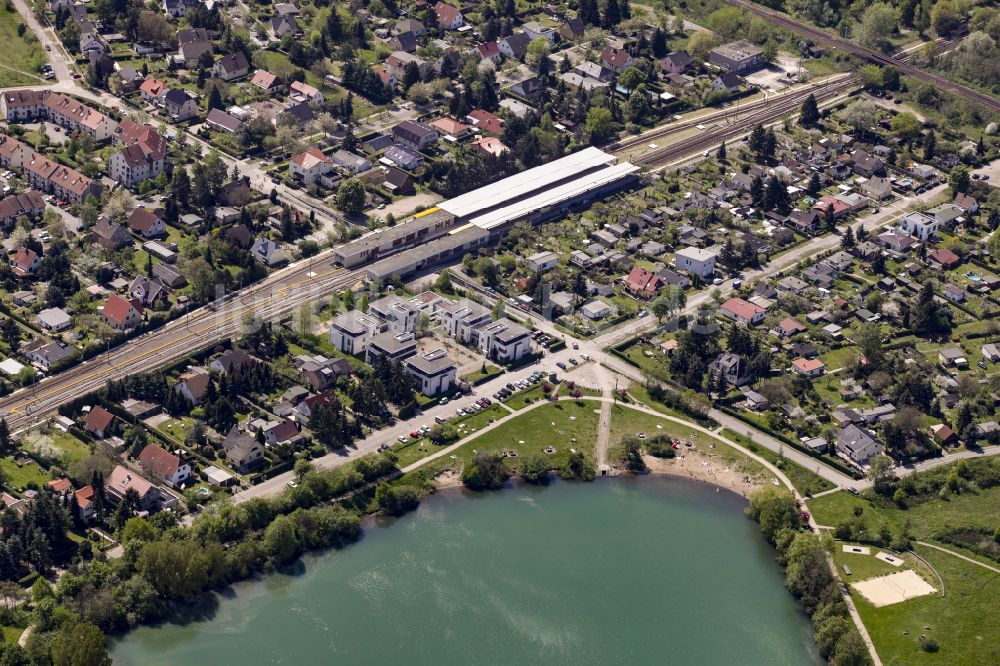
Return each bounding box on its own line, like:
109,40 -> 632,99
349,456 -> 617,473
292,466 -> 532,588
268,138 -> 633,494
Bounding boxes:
641,449 -> 765,498
434,469 -> 463,489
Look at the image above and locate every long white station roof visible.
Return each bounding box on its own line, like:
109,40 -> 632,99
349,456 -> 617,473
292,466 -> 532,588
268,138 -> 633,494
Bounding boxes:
437,146 -> 622,219
464,162 -> 639,231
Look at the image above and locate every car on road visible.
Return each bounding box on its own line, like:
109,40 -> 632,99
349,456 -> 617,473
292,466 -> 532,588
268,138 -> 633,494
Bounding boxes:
638,310 -> 648,318
44,44 -> 51,51
397,435 -> 408,443
568,357 -> 578,365
286,480 -> 298,488
409,431 -> 420,439
556,361 -> 567,370
580,353 -> 590,361
978,360 -> 988,369
572,342 -> 579,349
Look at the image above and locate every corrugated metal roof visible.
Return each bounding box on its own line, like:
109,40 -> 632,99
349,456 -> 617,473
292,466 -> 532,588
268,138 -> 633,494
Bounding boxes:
437,147 -> 619,219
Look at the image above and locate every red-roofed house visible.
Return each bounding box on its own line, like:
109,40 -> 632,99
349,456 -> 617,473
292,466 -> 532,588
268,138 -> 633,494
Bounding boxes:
776,317 -> 807,337
140,77 -> 168,103
624,267 -> 662,298
74,485 -> 94,521
11,246 -> 39,278
250,69 -> 283,94
374,65 -> 398,89
720,297 -> 766,325
101,293 -> 144,330
927,248 -> 961,269
472,136 -> 509,157
289,80 -> 324,105
138,443 -> 192,487
288,148 -> 333,186
127,207 -> 165,238
46,478 -> 73,496
792,357 -> 825,377
433,1 -> 464,29
84,406 -> 116,438
475,41 -> 501,62
109,124 -> 167,187
431,117 -> 471,138
293,393 -> 329,425
600,46 -> 633,73
175,367 -> 211,405
105,465 -> 160,510
466,109 -> 503,135
813,196 -> 850,220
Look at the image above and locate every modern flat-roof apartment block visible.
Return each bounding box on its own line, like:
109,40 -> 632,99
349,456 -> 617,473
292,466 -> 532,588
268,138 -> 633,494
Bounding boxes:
404,348 -> 456,396
367,294 -> 419,334
365,331 -> 418,365
477,318 -> 532,363
329,310 -> 386,355
437,300 -> 493,344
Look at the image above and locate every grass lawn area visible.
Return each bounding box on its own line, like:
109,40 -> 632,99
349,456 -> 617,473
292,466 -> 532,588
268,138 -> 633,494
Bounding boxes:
391,404 -> 509,468
610,406 -> 771,480
831,543 -> 912,582
46,429 -> 91,466
460,363 -> 504,384
819,345 -> 859,370
1,456 -> 50,493
809,485 -> 1000,541
462,400 -> 600,470
503,384 -> 552,409
849,543 -> 1000,665
0,2 -> 47,87
156,416 -> 197,443
1,625 -> 25,644
626,385 -> 693,421
722,428 -> 836,496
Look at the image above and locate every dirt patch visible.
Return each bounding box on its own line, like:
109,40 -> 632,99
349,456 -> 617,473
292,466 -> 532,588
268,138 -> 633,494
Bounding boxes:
434,469 -> 462,489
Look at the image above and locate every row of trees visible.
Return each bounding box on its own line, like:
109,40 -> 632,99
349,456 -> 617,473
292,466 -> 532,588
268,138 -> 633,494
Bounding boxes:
746,486 -> 871,664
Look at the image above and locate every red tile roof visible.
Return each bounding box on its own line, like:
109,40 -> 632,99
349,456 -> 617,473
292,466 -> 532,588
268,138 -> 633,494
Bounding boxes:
102,293 -> 143,326
138,443 -> 184,479
721,297 -> 765,321
85,406 -> 115,434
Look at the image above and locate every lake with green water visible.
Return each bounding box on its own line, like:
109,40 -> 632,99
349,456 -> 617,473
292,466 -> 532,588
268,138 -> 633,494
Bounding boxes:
112,477 -> 822,665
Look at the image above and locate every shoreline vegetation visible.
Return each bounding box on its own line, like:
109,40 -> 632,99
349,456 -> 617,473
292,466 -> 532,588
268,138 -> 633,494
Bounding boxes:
18,394 -> 980,665
3,396 -> 849,665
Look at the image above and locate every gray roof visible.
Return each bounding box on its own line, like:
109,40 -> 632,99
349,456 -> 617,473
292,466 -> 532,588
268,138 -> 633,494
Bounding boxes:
405,349 -> 454,376
368,331 -> 417,357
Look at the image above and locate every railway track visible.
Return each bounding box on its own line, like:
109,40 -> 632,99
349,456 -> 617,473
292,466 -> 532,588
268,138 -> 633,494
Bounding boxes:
627,76 -> 858,167
611,75 -> 854,153
721,0 -> 1000,116
0,258 -> 368,431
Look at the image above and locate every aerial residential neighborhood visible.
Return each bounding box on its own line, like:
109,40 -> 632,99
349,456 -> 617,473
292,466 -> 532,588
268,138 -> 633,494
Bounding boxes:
0,0 -> 996,661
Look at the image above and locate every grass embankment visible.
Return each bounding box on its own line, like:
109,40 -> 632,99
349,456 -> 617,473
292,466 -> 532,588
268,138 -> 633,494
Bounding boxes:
722,429 -> 836,496
397,400 -> 601,486
0,2 -> 47,87
609,406 -> 769,480
809,485 -> 1000,543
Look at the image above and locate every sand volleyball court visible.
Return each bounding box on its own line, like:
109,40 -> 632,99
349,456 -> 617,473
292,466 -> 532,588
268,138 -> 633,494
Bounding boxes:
852,570 -> 937,607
